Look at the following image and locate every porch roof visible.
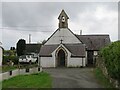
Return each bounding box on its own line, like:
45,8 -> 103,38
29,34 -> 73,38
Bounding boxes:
39,44 -> 86,57
64,44 -> 86,57
39,44 -> 59,57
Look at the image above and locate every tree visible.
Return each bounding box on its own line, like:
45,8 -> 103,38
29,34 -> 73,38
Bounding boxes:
10,47 -> 15,50
16,39 -> 26,56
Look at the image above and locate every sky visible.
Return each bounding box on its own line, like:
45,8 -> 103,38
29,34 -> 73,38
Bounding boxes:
0,1 -> 119,50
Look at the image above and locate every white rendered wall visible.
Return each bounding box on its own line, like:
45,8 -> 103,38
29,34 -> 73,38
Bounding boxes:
85,51 -> 87,65
45,28 -> 81,45
0,47 -> 2,66
51,52 -> 56,67
40,57 -> 55,67
68,57 -> 86,67
94,51 -> 98,56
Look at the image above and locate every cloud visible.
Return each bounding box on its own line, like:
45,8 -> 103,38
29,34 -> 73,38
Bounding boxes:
69,3 -> 118,41
2,2 -> 118,49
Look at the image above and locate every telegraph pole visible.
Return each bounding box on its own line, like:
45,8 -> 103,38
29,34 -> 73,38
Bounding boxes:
80,30 -> 82,35
29,34 -> 31,44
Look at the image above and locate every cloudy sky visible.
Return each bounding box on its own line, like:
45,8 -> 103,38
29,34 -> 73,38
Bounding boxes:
0,1 -> 118,49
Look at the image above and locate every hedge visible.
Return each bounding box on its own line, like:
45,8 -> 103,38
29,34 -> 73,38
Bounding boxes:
100,41 -> 120,82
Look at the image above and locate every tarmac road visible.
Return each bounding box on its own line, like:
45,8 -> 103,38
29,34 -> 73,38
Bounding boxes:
44,68 -> 104,88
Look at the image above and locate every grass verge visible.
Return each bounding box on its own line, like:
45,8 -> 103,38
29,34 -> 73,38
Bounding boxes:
2,72 -> 52,88
93,67 -> 114,88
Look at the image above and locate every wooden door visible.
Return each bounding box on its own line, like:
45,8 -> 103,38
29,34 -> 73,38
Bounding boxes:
87,51 -> 94,66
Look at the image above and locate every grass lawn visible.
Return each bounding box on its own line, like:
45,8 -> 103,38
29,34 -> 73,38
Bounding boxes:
93,68 -> 114,88
2,72 -> 52,88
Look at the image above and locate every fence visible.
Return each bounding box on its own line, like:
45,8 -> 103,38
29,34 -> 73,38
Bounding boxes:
0,67 -> 42,81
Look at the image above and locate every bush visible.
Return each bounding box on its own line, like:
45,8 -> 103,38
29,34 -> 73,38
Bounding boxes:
100,41 -> 120,82
2,56 -> 9,65
11,56 -> 19,64
3,56 -> 19,65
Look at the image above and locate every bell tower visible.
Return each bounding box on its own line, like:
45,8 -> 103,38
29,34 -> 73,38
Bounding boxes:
58,9 -> 69,28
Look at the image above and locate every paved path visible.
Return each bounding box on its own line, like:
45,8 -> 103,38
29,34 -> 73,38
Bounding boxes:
44,68 -> 104,88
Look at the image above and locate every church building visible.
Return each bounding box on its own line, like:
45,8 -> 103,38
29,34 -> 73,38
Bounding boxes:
39,10 -> 110,68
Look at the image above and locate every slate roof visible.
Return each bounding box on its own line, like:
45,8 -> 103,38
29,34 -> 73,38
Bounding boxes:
64,44 -> 86,57
26,44 -> 41,54
39,44 -> 86,57
39,34 -> 110,57
76,35 -> 111,50
39,45 -> 59,57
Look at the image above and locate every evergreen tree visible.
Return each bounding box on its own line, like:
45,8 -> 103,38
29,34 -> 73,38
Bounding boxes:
16,39 -> 26,56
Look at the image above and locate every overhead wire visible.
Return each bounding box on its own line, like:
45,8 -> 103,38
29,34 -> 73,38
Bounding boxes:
0,26 -> 80,32
0,26 -> 56,32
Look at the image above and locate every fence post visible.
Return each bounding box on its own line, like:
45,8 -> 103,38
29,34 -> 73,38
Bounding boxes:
38,66 -> 42,72
26,68 -> 29,73
9,70 -> 12,76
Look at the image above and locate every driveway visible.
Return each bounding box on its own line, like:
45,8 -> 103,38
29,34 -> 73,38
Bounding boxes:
43,68 -> 104,88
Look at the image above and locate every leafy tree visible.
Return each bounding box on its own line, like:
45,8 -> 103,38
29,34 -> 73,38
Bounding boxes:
16,39 -> 26,56
10,47 -> 15,50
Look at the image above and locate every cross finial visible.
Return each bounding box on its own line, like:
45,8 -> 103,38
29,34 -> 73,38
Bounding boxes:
60,39 -> 63,44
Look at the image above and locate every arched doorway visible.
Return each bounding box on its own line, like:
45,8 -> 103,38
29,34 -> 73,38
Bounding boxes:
57,49 -> 65,67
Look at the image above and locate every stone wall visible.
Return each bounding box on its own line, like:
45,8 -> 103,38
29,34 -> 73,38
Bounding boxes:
0,67 -> 42,81
96,56 -> 120,88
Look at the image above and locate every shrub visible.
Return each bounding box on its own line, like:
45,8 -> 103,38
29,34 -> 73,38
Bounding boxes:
3,56 -> 19,65
11,56 -> 19,64
2,56 -> 9,65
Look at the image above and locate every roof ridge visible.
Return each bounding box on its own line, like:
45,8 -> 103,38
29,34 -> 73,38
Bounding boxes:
43,44 -> 59,46
63,43 -> 84,46
76,34 -> 109,36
